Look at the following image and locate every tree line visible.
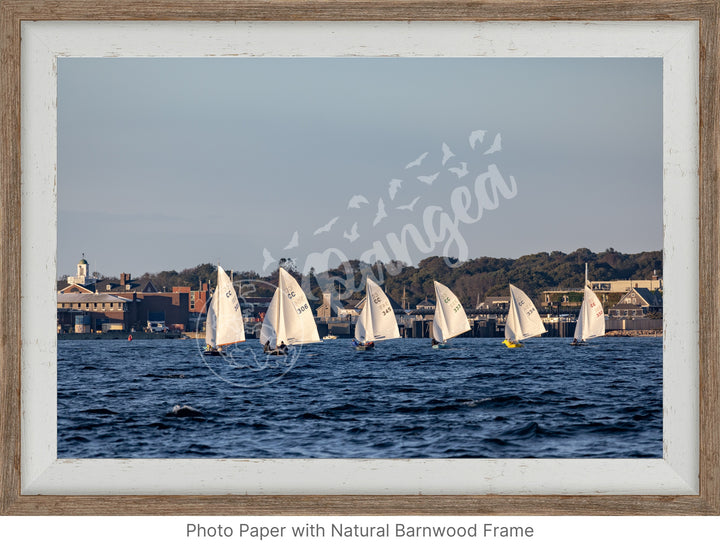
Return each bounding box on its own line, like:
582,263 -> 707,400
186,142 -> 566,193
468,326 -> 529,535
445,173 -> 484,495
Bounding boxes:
124,248 -> 662,309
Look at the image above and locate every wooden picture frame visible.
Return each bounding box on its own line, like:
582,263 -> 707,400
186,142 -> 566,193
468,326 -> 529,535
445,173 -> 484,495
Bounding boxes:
1,0 -> 718,516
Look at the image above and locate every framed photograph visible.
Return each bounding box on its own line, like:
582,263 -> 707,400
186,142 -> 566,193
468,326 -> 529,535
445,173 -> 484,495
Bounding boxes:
1,1 -> 718,515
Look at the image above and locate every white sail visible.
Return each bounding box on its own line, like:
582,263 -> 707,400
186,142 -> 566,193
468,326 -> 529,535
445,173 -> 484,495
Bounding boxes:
505,284 -> 547,342
354,293 -> 374,342
432,280 -> 470,342
574,285 -> 605,341
354,278 -> 400,342
213,265 -> 245,347
205,287 -> 219,349
260,267 -> 320,348
260,287 -> 284,348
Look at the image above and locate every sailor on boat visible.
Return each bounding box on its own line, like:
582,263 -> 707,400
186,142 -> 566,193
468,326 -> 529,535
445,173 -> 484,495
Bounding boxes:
430,281 -> 469,349
352,338 -> 374,350
353,277 -> 399,351
259,267 -> 320,355
264,339 -> 288,355
204,264 -> 245,356
502,283 -> 547,348
204,344 -> 223,356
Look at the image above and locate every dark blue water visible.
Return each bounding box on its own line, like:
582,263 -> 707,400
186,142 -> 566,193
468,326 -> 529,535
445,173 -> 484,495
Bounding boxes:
57,337 -> 662,459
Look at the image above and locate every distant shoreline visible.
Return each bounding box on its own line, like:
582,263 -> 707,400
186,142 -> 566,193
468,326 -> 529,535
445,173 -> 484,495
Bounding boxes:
57,331 -> 661,340
604,330 -> 662,337
57,332 -> 185,340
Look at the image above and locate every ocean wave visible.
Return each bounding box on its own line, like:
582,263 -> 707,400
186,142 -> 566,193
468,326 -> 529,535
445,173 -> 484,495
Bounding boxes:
298,412 -> 324,420
322,403 -> 370,416
81,408 -> 118,415
166,404 -> 204,418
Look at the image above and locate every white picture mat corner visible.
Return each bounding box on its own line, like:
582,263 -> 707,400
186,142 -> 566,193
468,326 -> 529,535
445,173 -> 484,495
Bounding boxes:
20,20 -> 698,495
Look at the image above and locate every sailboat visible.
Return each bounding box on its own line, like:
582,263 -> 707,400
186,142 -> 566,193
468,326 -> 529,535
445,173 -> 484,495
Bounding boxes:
431,281 -> 470,348
503,283 -> 547,348
204,265 -> 245,356
572,264 -> 605,345
353,278 -> 400,350
260,267 -> 320,355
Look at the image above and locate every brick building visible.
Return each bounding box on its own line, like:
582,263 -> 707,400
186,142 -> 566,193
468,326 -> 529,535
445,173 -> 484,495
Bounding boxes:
56,292 -> 134,333
58,258 -> 200,332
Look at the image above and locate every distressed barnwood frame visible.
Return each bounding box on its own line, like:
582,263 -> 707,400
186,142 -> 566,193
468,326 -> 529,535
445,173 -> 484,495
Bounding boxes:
1,0 -> 718,515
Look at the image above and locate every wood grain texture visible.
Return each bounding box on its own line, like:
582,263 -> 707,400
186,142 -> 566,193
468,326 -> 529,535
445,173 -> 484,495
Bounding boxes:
3,493 -> 720,516
0,0 -> 718,21
698,0 -> 720,516
0,0 -> 23,518
1,0 -> 719,516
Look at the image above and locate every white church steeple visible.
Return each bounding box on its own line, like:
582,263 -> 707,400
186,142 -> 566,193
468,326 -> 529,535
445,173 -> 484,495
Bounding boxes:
67,255 -> 96,286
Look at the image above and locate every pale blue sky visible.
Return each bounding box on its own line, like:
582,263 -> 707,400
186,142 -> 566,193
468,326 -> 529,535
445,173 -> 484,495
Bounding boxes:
58,57 -> 662,278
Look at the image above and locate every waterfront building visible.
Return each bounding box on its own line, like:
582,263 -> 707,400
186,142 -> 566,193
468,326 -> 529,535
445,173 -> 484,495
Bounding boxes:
315,292 -> 344,319
188,282 -> 210,314
56,292 -> 134,333
608,287 -> 663,318
239,296 -> 273,322
590,276 -> 663,293
58,259 -> 204,332
476,296 -> 510,311
415,298 -> 435,311
336,299 -> 363,319
542,277 -> 663,308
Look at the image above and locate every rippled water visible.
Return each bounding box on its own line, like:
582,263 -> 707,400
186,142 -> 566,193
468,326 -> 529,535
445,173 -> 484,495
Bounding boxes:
57,337 -> 662,458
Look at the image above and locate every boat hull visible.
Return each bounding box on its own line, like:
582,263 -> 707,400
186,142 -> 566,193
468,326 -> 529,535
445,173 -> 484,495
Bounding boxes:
354,343 -> 375,351
432,343 -> 450,349
502,339 -> 524,348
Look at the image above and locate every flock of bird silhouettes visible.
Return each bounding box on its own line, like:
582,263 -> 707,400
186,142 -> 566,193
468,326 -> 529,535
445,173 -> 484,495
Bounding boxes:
261,129 -> 503,271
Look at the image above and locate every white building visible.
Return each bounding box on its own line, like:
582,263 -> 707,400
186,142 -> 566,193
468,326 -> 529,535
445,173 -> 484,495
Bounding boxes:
66,257 -> 97,287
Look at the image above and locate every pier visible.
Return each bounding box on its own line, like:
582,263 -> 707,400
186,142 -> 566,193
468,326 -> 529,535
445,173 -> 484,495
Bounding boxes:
312,317 -> 579,339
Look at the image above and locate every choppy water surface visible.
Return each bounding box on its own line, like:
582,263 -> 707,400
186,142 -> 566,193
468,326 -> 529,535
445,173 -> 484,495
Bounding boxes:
57,337 -> 662,458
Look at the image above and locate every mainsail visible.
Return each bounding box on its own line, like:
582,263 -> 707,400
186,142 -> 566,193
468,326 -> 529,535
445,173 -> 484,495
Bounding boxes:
260,267 -> 320,348
505,284 -> 547,342
574,266 -> 605,341
354,278 -> 400,342
205,288 -> 219,349
432,280 -> 470,342
206,265 -> 245,349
